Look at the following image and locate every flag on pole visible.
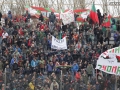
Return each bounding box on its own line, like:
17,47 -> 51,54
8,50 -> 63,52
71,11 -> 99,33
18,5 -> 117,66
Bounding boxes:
89,3 -> 99,24
102,15 -> 112,27
25,6 -> 40,18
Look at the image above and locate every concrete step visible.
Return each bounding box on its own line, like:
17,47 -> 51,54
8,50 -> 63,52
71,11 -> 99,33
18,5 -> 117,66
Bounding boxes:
111,33 -> 114,37
110,37 -> 114,40
105,41 -> 114,44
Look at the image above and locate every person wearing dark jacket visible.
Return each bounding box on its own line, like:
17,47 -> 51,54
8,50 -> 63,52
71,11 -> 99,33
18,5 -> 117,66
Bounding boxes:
74,13 -> 79,21
104,27 -> 111,45
49,12 -> 56,23
24,10 -> 31,22
98,34 -> 103,45
8,11 -> 12,20
0,12 -> 2,22
117,18 -> 120,32
39,13 -> 44,22
13,61 -> 19,71
96,27 -> 103,44
64,51 -> 73,64
5,16 -> 8,26
97,9 -> 102,25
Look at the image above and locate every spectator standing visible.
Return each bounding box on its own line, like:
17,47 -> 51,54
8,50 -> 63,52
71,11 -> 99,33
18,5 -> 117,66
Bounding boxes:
46,61 -> 54,76
64,51 -> 73,64
49,12 -> 56,24
50,80 -> 59,90
0,12 -> 2,22
116,17 -> 120,33
82,71 -> 88,85
39,13 -> 44,22
86,63 -> 93,80
8,11 -> 12,20
2,30 -> 8,44
104,27 -> 111,45
71,61 -> 79,81
24,10 -> 31,23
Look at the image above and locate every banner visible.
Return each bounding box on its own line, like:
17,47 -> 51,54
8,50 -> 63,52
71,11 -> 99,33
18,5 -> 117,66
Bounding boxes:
60,10 -> 74,25
28,7 -> 39,15
41,11 -> 47,17
25,6 -> 40,18
96,46 -> 120,75
51,36 -> 67,50
81,10 -> 90,19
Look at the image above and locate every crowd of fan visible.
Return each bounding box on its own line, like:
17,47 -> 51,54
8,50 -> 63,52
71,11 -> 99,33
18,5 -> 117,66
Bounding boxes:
0,10 -> 119,90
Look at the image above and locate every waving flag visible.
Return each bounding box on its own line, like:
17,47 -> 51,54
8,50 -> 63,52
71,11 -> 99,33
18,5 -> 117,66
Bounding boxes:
102,15 -> 112,27
25,6 -> 40,18
89,3 -> 99,24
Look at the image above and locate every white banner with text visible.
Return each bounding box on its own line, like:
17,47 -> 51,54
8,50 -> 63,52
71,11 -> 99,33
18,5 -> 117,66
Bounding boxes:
60,10 -> 74,25
96,46 -> 120,75
51,36 -> 67,50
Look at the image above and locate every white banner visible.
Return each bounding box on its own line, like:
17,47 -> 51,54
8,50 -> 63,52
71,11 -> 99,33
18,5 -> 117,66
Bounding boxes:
51,36 -> 67,50
60,10 -> 74,25
41,11 -> 47,17
96,46 -> 120,75
81,10 -> 90,19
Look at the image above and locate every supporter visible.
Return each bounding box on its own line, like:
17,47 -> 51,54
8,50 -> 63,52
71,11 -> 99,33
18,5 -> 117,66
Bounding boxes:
0,12 -> 2,22
31,57 -> 39,73
39,13 -> 44,22
104,27 -> 111,45
50,80 -> 59,90
0,10 -> 118,90
49,12 -> 56,24
86,63 -> 94,80
64,51 -> 73,64
0,60 -> 3,72
46,61 -> 54,76
8,11 -> 12,20
82,70 -> 88,85
24,10 -> 31,22
2,30 -> 8,44
0,26 -> 3,44
71,61 -> 79,81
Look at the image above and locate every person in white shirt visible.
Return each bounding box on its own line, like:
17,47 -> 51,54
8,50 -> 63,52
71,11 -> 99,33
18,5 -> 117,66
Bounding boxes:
2,30 -> 8,43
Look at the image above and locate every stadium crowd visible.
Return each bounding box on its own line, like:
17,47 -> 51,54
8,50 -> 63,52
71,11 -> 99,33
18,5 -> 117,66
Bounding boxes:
0,10 -> 119,90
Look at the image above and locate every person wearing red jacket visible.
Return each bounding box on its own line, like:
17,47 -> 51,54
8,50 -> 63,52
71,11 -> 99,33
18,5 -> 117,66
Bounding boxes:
28,37 -> 32,48
75,71 -> 81,81
18,27 -> 24,36
0,26 -> 3,37
40,23 -> 45,31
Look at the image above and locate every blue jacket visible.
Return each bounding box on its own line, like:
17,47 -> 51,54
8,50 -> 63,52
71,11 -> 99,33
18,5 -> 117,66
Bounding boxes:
14,47 -> 22,54
31,60 -> 38,68
8,11 -> 12,20
47,40 -> 51,47
46,64 -> 53,72
71,63 -> 79,72
114,33 -> 119,41
10,58 -> 14,65
10,58 -> 18,65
